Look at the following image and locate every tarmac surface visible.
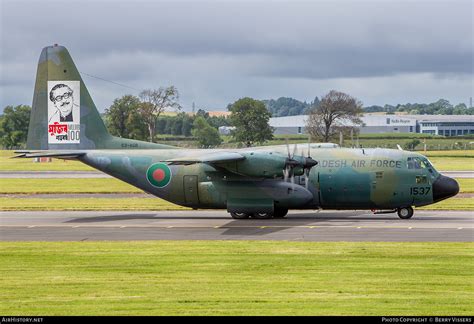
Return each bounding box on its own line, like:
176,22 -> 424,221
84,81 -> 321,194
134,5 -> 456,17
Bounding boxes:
1,170 -> 472,178
1,210 -> 472,242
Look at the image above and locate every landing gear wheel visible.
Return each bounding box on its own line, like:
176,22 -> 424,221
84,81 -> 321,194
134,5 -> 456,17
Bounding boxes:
397,206 -> 414,219
230,212 -> 251,219
273,208 -> 289,218
252,212 -> 273,219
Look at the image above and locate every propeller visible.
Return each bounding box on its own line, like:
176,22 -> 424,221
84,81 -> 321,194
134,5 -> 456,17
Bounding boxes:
303,136 -> 317,189
283,138 -> 318,189
302,138 -> 318,189
284,138 -> 298,188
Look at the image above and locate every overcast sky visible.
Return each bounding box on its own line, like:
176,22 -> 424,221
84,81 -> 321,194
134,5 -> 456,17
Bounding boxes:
0,0 -> 472,113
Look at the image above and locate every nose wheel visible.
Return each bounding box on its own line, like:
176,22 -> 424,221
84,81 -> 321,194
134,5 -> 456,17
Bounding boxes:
397,206 -> 414,219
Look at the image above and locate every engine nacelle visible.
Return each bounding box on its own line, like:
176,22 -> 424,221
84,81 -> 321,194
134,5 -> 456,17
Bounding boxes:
219,151 -> 304,178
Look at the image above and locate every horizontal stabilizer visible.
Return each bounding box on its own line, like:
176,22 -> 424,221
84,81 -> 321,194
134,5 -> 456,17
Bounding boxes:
14,150 -> 85,159
164,152 -> 245,165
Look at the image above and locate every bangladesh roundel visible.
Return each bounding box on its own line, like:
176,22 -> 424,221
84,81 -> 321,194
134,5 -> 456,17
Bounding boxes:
146,163 -> 172,188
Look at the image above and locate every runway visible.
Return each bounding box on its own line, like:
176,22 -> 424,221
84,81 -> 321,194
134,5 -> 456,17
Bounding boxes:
1,210 -> 472,242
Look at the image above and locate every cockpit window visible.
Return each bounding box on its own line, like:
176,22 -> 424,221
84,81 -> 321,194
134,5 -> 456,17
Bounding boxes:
408,157 -> 435,174
421,158 -> 434,174
407,157 -> 421,169
421,158 -> 432,168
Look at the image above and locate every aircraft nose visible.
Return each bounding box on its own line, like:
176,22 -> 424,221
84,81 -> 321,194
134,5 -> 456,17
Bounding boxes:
432,175 -> 459,202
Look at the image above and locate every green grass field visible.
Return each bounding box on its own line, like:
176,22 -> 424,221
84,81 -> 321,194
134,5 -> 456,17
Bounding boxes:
417,198 -> 474,211
428,157 -> 473,171
0,197 -> 189,211
0,150 -> 93,171
458,179 -> 474,193
423,150 -> 473,171
265,134 -> 474,151
0,178 -> 141,194
0,241 -> 471,316
424,150 -> 474,157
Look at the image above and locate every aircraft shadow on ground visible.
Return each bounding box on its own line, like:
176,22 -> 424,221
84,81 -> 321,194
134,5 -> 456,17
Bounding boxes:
64,211 -> 368,224
65,214 -> 159,223
61,211 -> 437,237
219,212 -> 383,236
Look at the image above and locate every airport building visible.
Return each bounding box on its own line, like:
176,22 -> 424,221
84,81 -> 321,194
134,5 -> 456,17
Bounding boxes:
269,114 -> 474,136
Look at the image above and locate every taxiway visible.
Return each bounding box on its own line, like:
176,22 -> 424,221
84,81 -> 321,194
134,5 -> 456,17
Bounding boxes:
1,210 -> 471,242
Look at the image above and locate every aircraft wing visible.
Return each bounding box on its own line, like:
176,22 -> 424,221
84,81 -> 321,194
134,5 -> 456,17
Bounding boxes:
14,150 -> 86,159
164,152 -> 245,165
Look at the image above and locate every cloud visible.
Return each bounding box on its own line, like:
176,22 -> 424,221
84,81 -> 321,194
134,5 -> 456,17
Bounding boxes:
1,0 -> 472,111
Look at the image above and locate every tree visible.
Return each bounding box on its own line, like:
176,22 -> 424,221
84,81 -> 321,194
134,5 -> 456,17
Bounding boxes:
180,113 -> 194,137
195,109 -> 209,119
0,105 -> 31,149
306,90 -> 363,142
263,97 -> 312,117
192,116 -> 222,148
105,95 -> 141,138
453,103 -> 468,115
139,87 -> 181,142
126,110 -> 149,141
228,97 -> 274,147
404,139 -> 421,151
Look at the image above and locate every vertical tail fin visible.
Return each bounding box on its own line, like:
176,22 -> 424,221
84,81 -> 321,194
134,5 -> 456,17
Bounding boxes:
27,45 -> 175,150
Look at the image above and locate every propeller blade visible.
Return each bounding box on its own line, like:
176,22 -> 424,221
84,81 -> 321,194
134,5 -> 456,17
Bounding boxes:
307,136 -> 311,158
283,166 -> 289,182
304,170 -> 309,189
285,138 -> 291,159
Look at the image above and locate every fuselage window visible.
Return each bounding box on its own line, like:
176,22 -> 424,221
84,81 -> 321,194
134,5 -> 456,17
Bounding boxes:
416,175 -> 427,184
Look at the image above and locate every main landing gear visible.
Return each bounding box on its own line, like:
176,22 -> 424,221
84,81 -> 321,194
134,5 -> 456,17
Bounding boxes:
230,208 -> 289,219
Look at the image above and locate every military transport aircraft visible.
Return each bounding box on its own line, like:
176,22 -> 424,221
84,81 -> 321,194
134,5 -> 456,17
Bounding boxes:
16,45 -> 459,219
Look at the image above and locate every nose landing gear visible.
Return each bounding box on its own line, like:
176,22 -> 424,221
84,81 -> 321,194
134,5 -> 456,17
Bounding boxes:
397,206 -> 414,219
372,206 -> 414,219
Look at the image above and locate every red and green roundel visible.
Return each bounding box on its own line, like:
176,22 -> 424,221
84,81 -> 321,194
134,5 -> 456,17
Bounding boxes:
146,163 -> 172,188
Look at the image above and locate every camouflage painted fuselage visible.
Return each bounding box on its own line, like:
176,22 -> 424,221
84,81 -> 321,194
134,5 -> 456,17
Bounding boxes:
78,145 -> 440,211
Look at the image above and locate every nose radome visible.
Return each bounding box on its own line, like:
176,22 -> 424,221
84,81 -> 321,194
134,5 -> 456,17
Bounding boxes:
432,175 -> 460,202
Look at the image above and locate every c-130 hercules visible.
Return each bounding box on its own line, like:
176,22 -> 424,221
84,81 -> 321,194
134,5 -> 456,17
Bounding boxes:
16,45 -> 459,219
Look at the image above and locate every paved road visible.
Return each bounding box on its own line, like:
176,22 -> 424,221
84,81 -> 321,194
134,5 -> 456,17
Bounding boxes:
1,210 -> 472,242
441,171 -> 474,179
1,170 -> 472,178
